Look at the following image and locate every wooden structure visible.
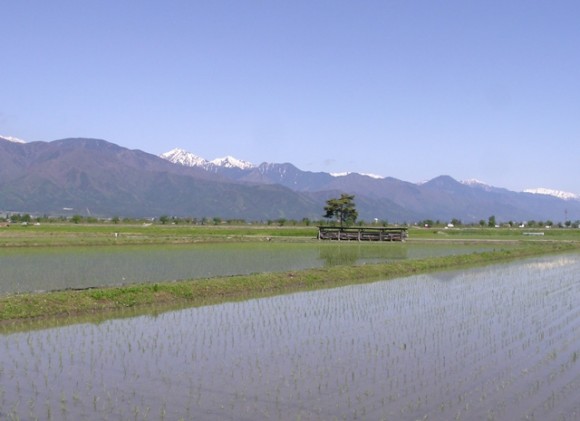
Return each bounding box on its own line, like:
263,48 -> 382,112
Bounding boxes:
318,226 -> 408,242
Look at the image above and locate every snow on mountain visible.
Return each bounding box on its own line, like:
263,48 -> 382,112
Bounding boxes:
330,172 -> 384,179
460,179 -> 580,200
160,148 -> 209,167
462,178 -> 490,187
161,148 -> 580,201
210,156 -> 255,170
0,135 -> 26,143
160,149 -> 255,170
523,188 -> 580,201
361,173 -> 385,180
461,179 -> 495,191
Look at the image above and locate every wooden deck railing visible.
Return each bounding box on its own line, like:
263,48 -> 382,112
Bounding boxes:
318,226 -> 408,242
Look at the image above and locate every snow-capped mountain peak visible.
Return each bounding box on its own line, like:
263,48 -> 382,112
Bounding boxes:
0,135 -> 27,143
160,148 -> 209,167
160,149 -> 255,170
330,172 -> 384,179
160,148 -> 580,202
361,173 -> 384,180
462,178 -> 490,187
210,156 -> 255,170
461,179 -> 494,191
523,188 -> 580,201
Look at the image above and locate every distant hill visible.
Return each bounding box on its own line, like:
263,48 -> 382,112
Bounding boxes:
161,148 -> 580,223
0,137 -> 320,219
1,136 -> 579,223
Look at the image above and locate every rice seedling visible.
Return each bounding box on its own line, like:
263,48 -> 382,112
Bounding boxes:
1,253 -> 580,419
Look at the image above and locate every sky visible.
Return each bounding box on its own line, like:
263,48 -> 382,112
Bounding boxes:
2,0 -> 579,193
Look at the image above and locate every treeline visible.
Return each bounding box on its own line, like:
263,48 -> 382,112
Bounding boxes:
2,212 -> 579,229
156,215 -> 321,227
0,213 -> 323,227
417,215 -> 580,229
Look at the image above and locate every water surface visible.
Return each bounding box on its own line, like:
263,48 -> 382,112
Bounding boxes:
1,253 -> 579,420
0,242 -> 491,294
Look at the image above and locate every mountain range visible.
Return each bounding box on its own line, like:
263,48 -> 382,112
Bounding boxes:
1,136 -> 579,223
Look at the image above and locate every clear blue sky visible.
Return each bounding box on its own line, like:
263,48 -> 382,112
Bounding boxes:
2,1 -> 579,193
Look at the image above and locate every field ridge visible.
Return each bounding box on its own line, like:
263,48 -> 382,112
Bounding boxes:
1,240 -> 578,325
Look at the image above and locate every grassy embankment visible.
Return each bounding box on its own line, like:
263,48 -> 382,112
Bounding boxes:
3,222 -> 578,245
0,222 -> 318,247
1,223 -> 579,323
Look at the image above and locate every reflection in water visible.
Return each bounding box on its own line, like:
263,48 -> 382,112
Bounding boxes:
318,243 -> 408,266
0,242 -> 488,294
1,253 -> 580,420
521,254 -> 579,271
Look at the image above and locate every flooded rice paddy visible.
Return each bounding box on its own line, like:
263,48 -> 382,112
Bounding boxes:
0,242 -> 492,294
1,253 -> 579,420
